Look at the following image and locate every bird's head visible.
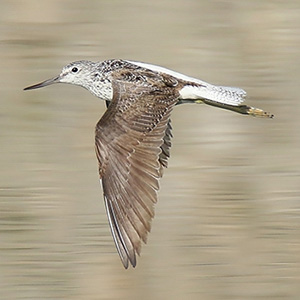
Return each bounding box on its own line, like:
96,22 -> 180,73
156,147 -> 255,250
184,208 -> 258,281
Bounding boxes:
24,60 -> 97,91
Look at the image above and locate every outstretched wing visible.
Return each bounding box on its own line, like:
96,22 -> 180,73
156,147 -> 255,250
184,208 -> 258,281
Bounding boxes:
105,101 -> 174,170
159,120 -> 173,169
95,68 -> 181,268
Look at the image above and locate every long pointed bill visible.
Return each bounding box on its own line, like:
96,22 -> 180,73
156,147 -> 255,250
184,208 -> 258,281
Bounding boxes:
24,76 -> 60,91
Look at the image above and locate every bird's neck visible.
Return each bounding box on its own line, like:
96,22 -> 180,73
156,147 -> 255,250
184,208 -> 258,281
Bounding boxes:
86,79 -> 113,101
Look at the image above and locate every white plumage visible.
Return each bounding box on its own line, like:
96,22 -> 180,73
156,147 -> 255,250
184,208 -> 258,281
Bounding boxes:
127,60 -> 246,106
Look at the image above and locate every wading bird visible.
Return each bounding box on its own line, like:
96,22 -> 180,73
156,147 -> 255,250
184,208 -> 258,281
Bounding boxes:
24,59 -> 273,268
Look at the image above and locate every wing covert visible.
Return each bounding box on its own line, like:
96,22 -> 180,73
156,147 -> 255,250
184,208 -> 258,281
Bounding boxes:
95,68 -> 181,268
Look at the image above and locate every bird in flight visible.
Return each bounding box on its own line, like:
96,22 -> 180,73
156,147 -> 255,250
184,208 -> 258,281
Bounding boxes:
24,59 -> 273,268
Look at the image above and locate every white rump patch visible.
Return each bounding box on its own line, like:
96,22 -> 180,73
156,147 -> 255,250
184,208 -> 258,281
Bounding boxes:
127,60 -> 246,106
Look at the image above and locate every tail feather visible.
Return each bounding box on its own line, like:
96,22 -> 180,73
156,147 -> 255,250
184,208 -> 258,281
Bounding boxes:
179,84 -> 246,106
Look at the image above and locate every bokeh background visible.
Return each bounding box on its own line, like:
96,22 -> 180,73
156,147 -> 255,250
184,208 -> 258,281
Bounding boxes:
1,1 -> 300,299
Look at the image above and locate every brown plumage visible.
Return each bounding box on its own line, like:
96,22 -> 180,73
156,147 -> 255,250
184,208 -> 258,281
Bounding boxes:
95,68 -> 183,268
24,59 -> 273,269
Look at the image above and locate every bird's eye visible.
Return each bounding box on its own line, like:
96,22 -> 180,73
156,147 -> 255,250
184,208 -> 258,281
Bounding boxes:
72,67 -> 78,73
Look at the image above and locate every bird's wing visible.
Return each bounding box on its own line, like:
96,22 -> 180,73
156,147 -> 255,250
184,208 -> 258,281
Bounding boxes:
158,120 -> 173,170
106,99 -> 173,169
127,60 -> 247,106
95,68 -> 180,268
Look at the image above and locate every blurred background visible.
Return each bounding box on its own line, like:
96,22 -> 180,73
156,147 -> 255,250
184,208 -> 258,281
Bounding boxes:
1,0 -> 299,299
